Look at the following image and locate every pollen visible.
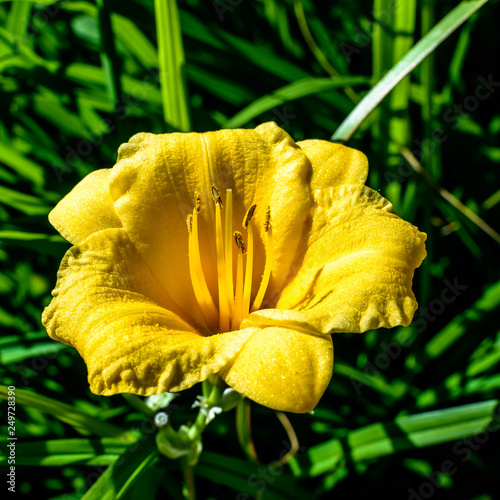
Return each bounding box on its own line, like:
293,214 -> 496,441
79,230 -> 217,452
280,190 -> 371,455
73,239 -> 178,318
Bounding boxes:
186,189 -> 273,332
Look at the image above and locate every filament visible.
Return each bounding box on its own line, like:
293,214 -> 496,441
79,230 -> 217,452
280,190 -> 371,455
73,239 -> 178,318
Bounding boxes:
252,207 -> 273,311
212,186 -> 230,332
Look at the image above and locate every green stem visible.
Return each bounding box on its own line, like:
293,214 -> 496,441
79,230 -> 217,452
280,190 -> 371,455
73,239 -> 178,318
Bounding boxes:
187,379 -> 224,441
236,398 -> 258,461
182,457 -> 196,500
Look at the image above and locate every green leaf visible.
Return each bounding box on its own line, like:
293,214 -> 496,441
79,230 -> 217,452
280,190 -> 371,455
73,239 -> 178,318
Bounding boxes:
0,143 -> 45,187
224,76 -> 369,128
332,0 -> 489,141
197,451 -> 309,500
95,0 -> 122,107
0,386 -> 128,438
0,230 -> 68,255
0,186 -> 50,215
305,399 -> 499,477
5,0 -> 31,38
82,434 -> 159,500
0,438 -> 133,466
334,362 -> 407,399
154,0 -> 191,131
0,341 -> 66,364
65,63 -> 162,106
407,280 -> 500,373
0,26 -> 59,73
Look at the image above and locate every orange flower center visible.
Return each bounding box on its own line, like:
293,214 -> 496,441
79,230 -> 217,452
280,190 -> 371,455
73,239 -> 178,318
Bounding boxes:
186,187 -> 273,333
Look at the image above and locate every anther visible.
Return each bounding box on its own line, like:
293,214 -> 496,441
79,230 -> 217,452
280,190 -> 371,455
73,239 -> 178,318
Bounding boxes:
234,231 -> 246,253
243,204 -> 257,229
194,192 -> 201,214
187,197 -> 218,331
211,185 -> 223,207
252,206 -> 273,312
213,185 -> 230,332
264,206 -> 271,232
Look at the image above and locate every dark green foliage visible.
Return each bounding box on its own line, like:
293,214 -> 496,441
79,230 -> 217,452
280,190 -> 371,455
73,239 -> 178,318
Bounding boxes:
1,0 -> 499,498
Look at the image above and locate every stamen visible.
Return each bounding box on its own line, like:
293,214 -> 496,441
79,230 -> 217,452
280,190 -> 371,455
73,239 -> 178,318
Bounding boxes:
195,192 -> 201,214
252,206 -> 273,311
264,205 -> 271,232
242,204 -> 256,320
187,191 -> 273,331
212,185 -> 230,332
243,204 -> 256,229
225,189 -> 234,314
187,209 -> 218,330
234,230 -> 246,253
211,186 -> 223,207
232,231 -> 246,329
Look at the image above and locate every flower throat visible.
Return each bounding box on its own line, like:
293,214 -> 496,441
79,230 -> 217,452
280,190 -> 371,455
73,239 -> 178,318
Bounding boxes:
186,187 -> 273,333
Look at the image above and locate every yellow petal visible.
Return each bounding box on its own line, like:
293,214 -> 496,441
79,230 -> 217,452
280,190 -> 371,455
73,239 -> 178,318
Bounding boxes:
219,326 -> 333,413
264,185 -> 426,333
298,139 -> 369,190
49,169 -> 122,245
42,228 -> 252,395
108,123 -> 311,324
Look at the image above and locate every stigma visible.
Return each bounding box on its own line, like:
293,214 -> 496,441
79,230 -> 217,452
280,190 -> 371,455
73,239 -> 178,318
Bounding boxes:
186,187 -> 273,333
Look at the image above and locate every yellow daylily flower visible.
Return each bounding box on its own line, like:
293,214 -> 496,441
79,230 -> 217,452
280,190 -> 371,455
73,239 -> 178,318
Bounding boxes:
42,122 -> 426,413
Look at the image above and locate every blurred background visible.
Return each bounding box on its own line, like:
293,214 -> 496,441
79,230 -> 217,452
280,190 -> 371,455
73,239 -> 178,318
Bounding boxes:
1,0 -> 499,498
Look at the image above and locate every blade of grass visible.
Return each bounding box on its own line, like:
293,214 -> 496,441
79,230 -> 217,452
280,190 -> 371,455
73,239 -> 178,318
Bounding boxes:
406,280 -> 500,374
0,27 -> 59,73
197,451 -> 309,500
154,0 -> 191,131
483,189 -> 500,210
401,147 -> 500,244
334,362 -> 407,400
0,230 -> 68,255
0,341 -> 66,364
351,400 -> 498,461
0,386 -> 128,438
224,76 -> 369,128
0,438 -> 133,467
5,0 -> 31,39
306,399 -> 499,477
82,435 -> 159,500
293,0 -> 360,103
0,143 -> 44,187
235,399 -> 258,462
387,0 -> 417,159
466,332 -> 500,377
263,0 -> 302,57
419,0 -> 437,307
332,0 -> 489,142
95,0 -> 122,108
66,63 -> 162,106
0,185 -> 51,215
